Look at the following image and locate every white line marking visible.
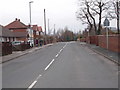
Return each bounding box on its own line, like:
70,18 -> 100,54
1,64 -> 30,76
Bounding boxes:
28,81 -> 37,89
55,54 -> 59,58
60,49 -> 63,52
36,74 -> 42,81
27,74 -> 42,90
45,59 -> 55,71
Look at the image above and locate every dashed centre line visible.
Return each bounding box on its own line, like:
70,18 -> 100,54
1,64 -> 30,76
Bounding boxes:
27,43 -> 68,90
45,59 -> 55,71
27,74 -> 42,90
55,54 -> 59,58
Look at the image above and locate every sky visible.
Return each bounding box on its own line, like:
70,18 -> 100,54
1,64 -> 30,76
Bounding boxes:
0,0 -> 117,33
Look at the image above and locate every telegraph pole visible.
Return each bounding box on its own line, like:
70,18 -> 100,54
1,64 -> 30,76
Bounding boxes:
44,9 -> 47,44
29,1 -> 33,46
44,9 -> 46,35
54,24 -> 56,35
48,19 -> 50,35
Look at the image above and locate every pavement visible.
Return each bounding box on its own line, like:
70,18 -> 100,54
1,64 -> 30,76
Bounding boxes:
2,41 -> 118,88
0,43 -> 54,64
83,42 -> 120,65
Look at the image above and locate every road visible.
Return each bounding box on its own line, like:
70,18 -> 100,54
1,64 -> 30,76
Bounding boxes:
2,42 -> 118,89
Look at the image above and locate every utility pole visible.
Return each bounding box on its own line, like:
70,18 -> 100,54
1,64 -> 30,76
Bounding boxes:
54,24 -> 56,35
54,24 -> 56,42
44,9 -> 47,44
29,1 -> 33,47
48,19 -> 50,35
44,9 -> 46,36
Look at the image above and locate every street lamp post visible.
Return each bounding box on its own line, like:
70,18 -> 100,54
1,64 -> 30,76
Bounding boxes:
29,1 -> 33,47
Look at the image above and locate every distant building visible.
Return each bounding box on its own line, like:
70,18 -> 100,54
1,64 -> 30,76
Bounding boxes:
31,25 -> 43,46
101,26 -> 118,35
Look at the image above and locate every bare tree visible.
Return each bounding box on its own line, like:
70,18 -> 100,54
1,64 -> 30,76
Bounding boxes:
91,0 -> 110,34
76,0 -> 97,34
76,0 -> 111,35
108,0 -> 120,34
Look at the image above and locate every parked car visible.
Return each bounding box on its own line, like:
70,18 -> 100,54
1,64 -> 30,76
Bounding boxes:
12,41 -> 24,45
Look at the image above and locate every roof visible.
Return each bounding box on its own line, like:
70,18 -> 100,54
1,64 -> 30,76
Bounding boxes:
0,25 -> 14,37
13,32 -> 28,37
32,25 -> 42,32
5,18 -> 27,29
32,25 -> 38,31
38,26 -> 42,32
0,25 -> 27,38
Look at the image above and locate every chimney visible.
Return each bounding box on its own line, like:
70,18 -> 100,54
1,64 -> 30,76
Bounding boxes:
15,18 -> 18,21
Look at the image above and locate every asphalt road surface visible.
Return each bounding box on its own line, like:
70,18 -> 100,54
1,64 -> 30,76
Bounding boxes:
2,42 -> 118,89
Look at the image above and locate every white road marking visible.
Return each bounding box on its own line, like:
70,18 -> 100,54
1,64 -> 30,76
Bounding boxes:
36,75 -> 42,81
27,43 -> 68,90
27,81 -> 37,89
55,54 -> 59,58
45,59 -> 55,71
27,74 -> 42,90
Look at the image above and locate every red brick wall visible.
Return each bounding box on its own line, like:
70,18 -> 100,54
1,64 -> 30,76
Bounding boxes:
108,35 -> 120,53
89,36 -> 98,46
98,35 -> 120,53
98,35 -> 107,49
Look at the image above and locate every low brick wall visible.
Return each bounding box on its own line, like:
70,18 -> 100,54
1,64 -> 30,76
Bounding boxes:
0,42 -> 12,56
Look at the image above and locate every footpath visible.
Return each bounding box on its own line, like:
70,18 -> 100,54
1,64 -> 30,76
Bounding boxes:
0,44 -> 53,64
85,43 -> 119,65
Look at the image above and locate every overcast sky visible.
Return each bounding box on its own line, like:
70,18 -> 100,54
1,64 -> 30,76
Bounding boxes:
0,0 -> 117,33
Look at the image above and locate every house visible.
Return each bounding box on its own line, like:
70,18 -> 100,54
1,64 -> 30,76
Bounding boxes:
0,25 -> 28,43
5,18 -> 44,46
5,18 -> 34,46
0,25 -> 15,42
31,25 -> 43,46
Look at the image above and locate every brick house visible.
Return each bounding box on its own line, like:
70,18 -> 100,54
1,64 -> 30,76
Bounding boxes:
4,18 -> 29,42
32,25 -> 43,46
4,18 -> 43,46
0,24 -> 28,42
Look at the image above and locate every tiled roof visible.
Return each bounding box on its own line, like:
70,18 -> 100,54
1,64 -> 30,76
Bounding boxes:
13,32 -> 27,37
38,26 -> 42,32
32,25 -> 38,31
0,26 -> 27,38
32,25 -> 42,32
5,18 -> 27,29
0,26 -> 14,37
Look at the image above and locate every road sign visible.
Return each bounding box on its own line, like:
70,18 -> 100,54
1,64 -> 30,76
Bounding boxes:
103,17 -> 110,26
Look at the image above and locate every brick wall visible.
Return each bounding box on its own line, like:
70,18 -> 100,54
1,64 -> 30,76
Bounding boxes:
98,35 -> 120,53
85,35 -> 120,53
89,36 -> 98,46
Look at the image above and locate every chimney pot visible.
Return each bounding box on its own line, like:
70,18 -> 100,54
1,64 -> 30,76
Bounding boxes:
15,18 -> 17,21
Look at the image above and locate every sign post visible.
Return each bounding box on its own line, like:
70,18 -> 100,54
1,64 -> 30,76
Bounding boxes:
103,17 -> 110,49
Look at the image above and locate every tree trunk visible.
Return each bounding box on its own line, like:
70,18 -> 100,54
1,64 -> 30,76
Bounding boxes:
117,2 -> 120,34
